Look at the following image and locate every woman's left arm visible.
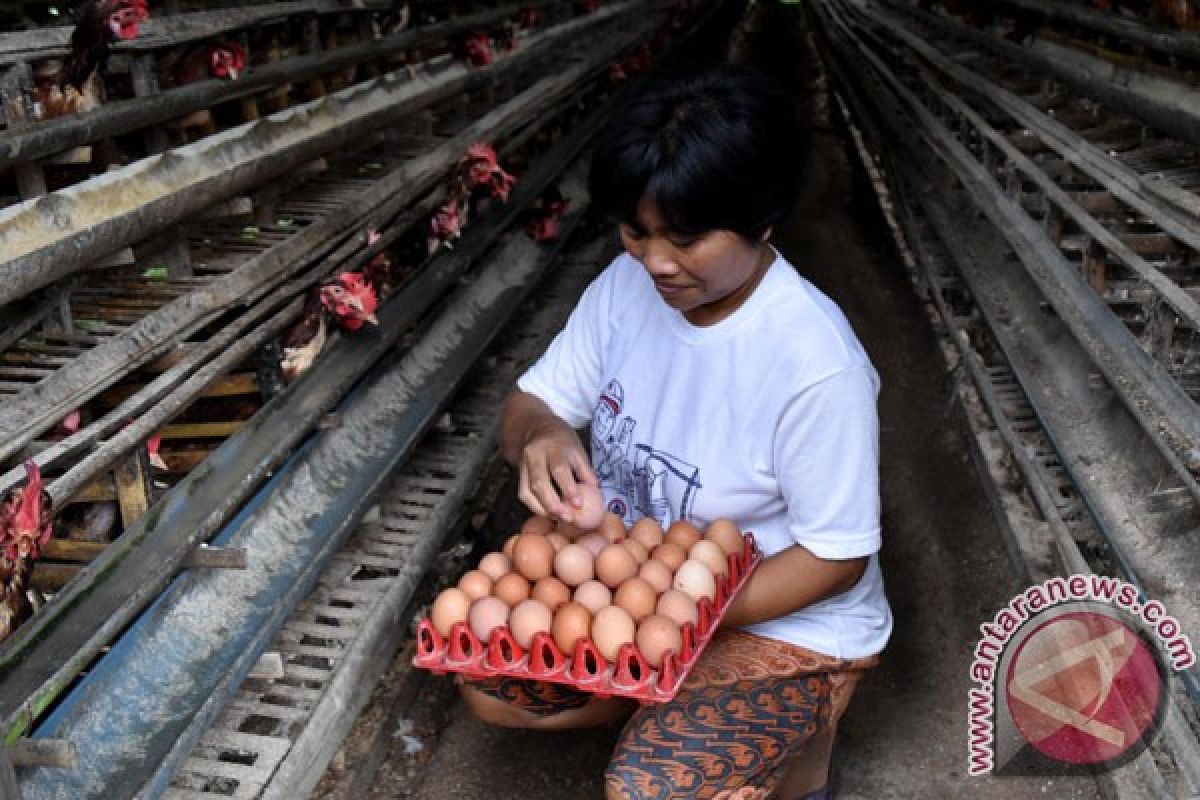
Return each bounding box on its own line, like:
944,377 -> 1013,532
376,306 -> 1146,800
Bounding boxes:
720,546 -> 867,628
720,363 -> 881,628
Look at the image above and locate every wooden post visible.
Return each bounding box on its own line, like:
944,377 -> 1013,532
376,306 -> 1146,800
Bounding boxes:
304,18 -> 329,99
130,54 -> 193,277
3,62 -> 48,199
1144,301 -> 1176,365
114,450 -> 152,529
1081,240 -> 1106,294
0,747 -> 19,800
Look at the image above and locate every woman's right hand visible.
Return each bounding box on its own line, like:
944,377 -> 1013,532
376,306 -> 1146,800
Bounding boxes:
517,422 -> 598,523
500,390 -> 598,524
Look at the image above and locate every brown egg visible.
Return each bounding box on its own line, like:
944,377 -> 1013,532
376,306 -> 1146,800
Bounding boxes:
431,587 -> 471,637
493,572 -> 531,606
555,521 -> 582,540
546,532 -> 569,551
573,483 -> 607,530
574,579 -> 612,613
673,559 -> 717,603
613,577 -> 657,622
521,515 -> 556,535
591,605 -> 636,661
636,614 -> 683,669
705,518 -> 744,557
512,533 -> 555,581
656,589 -> 700,628
502,534 -> 520,560
552,601 -> 593,656
638,559 -> 673,594
468,596 -> 509,643
576,532 -> 608,556
623,539 -> 649,564
554,543 -> 594,587
457,569 -> 493,600
595,543 -> 639,588
478,552 -> 511,581
599,512 -> 626,543
630,517 -> 665,551
665,519 -> 703,551
689,540 -> 729,578
532,576 -> 571,610
508,599 -> 553,649
651,542 -> 687,572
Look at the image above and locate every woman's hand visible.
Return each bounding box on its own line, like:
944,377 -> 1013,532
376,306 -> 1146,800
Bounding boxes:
500,389 -> 598,524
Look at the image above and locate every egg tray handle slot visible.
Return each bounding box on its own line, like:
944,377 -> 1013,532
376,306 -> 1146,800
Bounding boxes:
446,620 -> 484,666
527,631 -> 567,676
611,643 -> 652,691
486,627 -> 525,670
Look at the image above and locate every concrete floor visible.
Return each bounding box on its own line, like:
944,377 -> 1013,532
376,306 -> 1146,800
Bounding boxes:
349,5 -> 1106,798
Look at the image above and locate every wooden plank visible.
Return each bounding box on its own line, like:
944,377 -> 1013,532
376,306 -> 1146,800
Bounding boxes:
159,421 -> 245,439
97,373 -> 258,406
68,479 -> 117,504
30,562 -> 80,592
8,738 -> 75,768
41,540 -> 105,563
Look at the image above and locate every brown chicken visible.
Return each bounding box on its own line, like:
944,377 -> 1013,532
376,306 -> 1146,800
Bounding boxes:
30,0 -> 148,120
159,41 -> 246,139
280,271 -> 381,382
0,461 -> 53,642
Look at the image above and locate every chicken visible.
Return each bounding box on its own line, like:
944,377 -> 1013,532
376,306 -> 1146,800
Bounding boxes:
30,0 -> 148,120
0,461 -> 53,642
159,42 -> 246,140
427,142 -> 516,254
524,186 -> 570,242
280,271 -> 380,382
464,32 -> 494,66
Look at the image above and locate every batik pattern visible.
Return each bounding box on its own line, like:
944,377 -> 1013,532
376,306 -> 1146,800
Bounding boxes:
469,674 -> 594,714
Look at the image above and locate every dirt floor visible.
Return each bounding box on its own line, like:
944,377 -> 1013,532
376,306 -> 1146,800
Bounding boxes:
335,4 -> 1108,798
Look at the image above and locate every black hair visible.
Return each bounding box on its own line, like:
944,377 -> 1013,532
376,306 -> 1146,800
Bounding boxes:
588,63 -> 803,242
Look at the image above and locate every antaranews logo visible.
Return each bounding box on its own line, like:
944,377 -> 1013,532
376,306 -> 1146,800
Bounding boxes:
967,575 -> 1195,777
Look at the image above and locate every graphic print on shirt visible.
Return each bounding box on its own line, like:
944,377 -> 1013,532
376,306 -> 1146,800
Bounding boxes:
591,379 -> 702,528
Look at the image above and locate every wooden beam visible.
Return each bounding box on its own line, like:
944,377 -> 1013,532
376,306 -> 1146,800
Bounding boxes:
158,421 -> 245,439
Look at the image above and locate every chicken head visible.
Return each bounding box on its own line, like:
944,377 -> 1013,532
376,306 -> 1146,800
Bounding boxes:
321,273 -> 379,331
104,0 -> 149,40
209,42 -> 246,80
1,462 -> 53,563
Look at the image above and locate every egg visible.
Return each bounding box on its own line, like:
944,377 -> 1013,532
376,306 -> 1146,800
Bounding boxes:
502,534 -> 520,559
574,579 -> 612,613
431,587 -> 471,637
512,533 -> 555,581
508,599 -> 554,649
457,569 -> 493,600
636,614 -> 683,669
613,577 -> 657,622
656,589 -> 700,628
689,540 -> 729,578
623,539 -> 649,564
705,517 -> 744,557
599,512 -> 626,543
595,543 -> 639,588
673,559 -> 717,603
546,532 -> 569,551
573,483 -> 607,530
651,542 -> 687,572
478,552 -> 512,581
554,543 -> 594,587
493,572 -> 531,606
638,559 -> 673,594
591,605 -> 636,661
521,515 -> 556,535
552,602 -> 593,656
665,519 -> 703,551
532,576 -> 571,610
468,595 -> 510,643
576,532 -> 608,556
629,517 -> 665,550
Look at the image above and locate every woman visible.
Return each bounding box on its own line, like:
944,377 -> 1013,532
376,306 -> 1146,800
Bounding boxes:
462,64 -> 892,800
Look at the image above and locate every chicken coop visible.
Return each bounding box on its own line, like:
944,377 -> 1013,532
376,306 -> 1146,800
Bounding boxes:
0,0 -> 1199,798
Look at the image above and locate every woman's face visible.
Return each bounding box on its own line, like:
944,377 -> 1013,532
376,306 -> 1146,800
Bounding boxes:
618,195 -> 774,327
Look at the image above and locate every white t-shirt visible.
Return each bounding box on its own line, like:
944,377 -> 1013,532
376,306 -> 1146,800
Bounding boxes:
517,250 -> 892,659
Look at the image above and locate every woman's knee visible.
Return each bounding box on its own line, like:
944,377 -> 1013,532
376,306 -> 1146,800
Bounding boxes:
459,683 -> 541,728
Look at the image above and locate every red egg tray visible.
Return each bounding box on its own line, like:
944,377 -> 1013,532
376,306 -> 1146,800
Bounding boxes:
413,533 -> 761,704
